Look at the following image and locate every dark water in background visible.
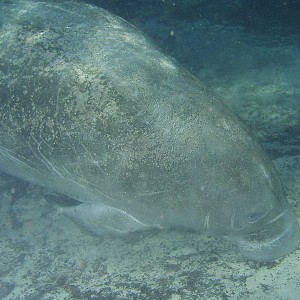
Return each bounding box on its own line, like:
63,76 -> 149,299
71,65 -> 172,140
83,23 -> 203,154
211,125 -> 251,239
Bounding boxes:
90,0 -> 300,36
0,1 -> 299,299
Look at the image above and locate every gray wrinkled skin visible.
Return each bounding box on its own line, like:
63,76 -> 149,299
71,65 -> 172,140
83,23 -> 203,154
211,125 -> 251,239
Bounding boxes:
0,0 -> 299,262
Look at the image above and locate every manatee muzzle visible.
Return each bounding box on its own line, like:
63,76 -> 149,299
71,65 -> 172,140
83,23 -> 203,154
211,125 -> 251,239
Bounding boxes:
228,207 -> 300,262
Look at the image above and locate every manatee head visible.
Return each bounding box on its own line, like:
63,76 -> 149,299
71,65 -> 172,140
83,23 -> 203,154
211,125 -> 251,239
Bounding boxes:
230,205 -> 300,262
210,149 -> 300,262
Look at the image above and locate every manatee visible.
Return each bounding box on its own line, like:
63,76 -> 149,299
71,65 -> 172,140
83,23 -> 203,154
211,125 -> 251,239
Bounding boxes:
0,0 -> 299,262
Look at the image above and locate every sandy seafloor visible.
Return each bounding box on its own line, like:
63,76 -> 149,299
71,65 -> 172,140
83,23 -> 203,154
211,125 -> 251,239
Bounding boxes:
1,3 -> 300,300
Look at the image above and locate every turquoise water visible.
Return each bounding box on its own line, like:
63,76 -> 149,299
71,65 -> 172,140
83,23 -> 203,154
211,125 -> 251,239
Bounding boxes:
0,1 -> 299,299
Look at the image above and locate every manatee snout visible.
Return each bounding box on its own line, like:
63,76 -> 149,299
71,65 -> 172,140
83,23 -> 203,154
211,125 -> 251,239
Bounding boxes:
229,207 -> 300,262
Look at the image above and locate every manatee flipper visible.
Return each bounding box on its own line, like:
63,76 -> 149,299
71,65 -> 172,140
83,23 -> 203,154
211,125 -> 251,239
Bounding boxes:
58,203 -> 156,236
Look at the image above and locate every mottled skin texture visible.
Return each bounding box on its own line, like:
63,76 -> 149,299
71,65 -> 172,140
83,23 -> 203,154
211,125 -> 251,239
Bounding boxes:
0,0 -> 299,261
